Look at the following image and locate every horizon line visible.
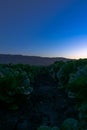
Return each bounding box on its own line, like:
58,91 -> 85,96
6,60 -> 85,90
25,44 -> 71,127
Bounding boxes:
0,53 -> 87,60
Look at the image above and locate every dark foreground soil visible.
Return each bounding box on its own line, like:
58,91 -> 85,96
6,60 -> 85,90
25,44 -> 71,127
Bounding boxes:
0,81 -> 78,130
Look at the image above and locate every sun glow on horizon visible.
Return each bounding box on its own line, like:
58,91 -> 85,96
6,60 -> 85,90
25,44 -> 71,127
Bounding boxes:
48,36 -> 87,59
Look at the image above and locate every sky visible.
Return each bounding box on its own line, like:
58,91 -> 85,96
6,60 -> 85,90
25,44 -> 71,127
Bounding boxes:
0,0 -> 87,59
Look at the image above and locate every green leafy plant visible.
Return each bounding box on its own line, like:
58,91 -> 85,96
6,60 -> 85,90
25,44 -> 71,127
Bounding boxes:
0,64 -> 34,110
61,118 -> 79,130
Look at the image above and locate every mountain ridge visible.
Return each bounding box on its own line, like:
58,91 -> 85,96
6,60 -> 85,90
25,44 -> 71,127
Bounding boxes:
0,54 -> 71,65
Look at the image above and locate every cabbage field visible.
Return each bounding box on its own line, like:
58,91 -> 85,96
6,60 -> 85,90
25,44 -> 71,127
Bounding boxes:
0,59 -> 87,129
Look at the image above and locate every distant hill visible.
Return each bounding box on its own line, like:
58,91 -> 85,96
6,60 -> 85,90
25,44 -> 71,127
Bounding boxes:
0,54 -> 70,66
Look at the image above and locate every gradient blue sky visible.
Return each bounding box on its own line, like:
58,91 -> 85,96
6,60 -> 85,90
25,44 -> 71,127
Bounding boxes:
0,0 -> 87,59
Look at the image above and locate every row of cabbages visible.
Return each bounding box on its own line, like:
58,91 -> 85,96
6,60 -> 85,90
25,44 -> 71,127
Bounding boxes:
0,59 -> 87,129
48,59 -> 87,129
0,64 -> 41,110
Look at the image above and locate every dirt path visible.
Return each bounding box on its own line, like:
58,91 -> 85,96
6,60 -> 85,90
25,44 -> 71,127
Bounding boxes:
0,83 -> 78,130
28,83 -> 78,129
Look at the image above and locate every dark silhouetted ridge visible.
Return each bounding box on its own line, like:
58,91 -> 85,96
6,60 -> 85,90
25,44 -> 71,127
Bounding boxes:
0,54 -> 70,65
